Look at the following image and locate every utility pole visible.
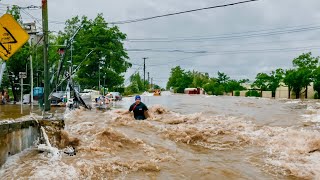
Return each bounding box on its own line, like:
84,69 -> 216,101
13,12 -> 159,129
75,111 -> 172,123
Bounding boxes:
42,0 -> 50,111
24,22 -> 37,109
143,57 -> 148,91
151,77 -> 153,90
30,39 -> 33,108
147,72 -> 150,89
99,61 -> 101,93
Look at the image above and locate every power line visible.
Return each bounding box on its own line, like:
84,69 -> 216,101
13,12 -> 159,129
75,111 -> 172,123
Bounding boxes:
128,38 -> 320,53
125,25 -> 320,43
127,45 -> 320,55
36,0 -> 259,25
110,0 -> 260,24
126,22 -> 320,41
185,38 -> 320,49
136,45 -> 320,67
20,9 -> 43,31
33,0 -> 260,26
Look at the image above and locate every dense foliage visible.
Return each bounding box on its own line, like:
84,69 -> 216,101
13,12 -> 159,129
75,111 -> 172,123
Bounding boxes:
166,66 -> 246,95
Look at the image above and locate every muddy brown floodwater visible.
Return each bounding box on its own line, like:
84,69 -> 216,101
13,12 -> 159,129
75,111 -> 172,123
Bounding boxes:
1,92 -> 320,179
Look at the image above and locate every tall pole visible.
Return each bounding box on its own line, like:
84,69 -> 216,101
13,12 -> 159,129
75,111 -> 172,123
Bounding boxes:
103,75 -> 106,96
151,77 -> 153,90
143,57 -> 147,91
99,62 -> 101,93
71,42 -> 73,78
42,0 -> 50,111
30,38 -> 34,108
21,77 -> 23,114
147,72 -> 150,88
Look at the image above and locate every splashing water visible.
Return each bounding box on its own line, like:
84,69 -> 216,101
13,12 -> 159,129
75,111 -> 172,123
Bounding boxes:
1,95 -> 320,179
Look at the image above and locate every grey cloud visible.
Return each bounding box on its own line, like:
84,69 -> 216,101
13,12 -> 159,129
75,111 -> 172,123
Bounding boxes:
2,0 -> 320,87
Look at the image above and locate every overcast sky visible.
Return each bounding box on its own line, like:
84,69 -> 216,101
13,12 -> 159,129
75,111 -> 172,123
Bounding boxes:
1,0 -> 320,88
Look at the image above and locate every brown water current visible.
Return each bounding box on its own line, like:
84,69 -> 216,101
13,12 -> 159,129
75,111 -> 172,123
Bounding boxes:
1,92 -> 320,179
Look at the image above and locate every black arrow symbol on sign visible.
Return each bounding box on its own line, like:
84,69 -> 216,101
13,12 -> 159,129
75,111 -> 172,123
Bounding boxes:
0,27 -> 18,55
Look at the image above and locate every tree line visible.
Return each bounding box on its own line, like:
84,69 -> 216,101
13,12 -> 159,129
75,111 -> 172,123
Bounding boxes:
167,52 -> 320,99
166,66 -> 248,95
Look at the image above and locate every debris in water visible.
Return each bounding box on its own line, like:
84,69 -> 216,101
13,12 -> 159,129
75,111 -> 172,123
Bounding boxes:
63,146 -> 76,156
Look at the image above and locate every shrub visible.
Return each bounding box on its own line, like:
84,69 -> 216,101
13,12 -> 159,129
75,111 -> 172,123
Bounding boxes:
314,92 -> 319,99
235,91 -> 240,96
245,90 -> 261,97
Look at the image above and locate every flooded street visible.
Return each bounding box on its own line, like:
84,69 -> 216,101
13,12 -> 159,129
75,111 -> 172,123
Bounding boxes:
1,92 -> 320,179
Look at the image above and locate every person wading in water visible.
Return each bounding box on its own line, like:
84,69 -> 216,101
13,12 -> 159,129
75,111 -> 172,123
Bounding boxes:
128,95 -> 150,120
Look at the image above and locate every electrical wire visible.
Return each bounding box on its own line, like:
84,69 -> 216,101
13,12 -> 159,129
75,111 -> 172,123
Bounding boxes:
110,0 -> 260,24
30,0 -> 260,26
20,9 -> 44,31
126,45 -> 320,55
125,25 -> 320,43
136,45 -> 320,67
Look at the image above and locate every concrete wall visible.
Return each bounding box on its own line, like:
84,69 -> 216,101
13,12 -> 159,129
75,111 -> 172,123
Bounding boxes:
0,119 -> 65,167
239,91 -> 248,97
307,83 -> 315,99
275,86 -> 289,99
276,83 -> 315,99
0,120 -> 39,166
262,91 -> 272,98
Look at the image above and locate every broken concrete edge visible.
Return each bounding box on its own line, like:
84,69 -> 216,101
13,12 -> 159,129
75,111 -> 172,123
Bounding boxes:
0,119 -> 65,134
38,119 -> 65,130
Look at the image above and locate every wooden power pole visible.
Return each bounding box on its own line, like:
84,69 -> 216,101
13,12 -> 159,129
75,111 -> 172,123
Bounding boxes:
42,0 -> 50,111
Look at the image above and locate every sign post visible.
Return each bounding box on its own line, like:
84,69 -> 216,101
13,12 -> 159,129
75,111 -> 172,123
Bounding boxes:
0,59 -> 6,86
19,72 -> 27,114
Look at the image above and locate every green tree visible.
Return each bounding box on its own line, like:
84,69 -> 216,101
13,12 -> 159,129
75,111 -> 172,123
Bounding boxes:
292,52 -> 319,98
167,66 -> 192,93
225,80 -> 245,96
57,14 -> 131,90
268,68 -> 284,97
203,78 -> 217,95
313,67 -> 320,98
153,84 -> 161,89
217,71 -> 230,84
252,73 -> 269,96
191,71 -> 209,88
130,73 -> 143,91
284,69 -> 307,99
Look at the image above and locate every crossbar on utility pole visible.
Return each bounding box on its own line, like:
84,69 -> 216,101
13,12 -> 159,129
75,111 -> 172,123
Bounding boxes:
42,0 -> 50,111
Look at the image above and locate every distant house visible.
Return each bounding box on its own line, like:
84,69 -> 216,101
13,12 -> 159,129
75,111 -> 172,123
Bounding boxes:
184,88 -> 205,94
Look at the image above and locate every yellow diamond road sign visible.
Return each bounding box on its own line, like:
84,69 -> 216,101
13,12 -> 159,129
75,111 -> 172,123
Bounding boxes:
0,14 -> 30,61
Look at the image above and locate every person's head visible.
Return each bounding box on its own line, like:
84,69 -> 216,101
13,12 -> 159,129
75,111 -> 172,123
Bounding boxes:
135,95 -> 141,104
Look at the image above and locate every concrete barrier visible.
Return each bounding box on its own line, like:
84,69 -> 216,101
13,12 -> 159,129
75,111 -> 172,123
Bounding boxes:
0,119 -> 64,166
